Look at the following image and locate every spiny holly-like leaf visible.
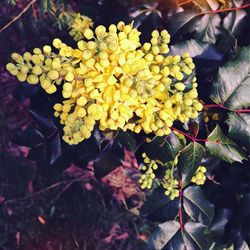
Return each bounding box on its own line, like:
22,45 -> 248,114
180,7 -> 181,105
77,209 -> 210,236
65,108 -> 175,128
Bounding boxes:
210,46 -> 250,109
226,112 -> 250,151
94,142 -> 124,178
170,40 -> 208,58
206,125 -> 247,163
147,221 -> 209,250
182,221 -> 209,250
222,0 -> 247,37
167,9 -> 200,37
183,186 -> 215,226
29,109 -> 58,137
141,132 -> 182,163
114,130 -> 137,152
210,208 -> 230,240
45,133 -> 62,165
167,7 -> 221,44
140,187 -> 178,222
167,0 -> 247,44
13,128 -> 44,147
177,142 -> 206,188
146,220 -> 180,250
130,3 -> 163,29
74,135 -> 101,166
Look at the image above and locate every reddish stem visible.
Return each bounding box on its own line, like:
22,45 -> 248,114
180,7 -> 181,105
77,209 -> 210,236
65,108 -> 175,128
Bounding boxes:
203,104 -> 250,113
198,3 -> 250,16
178,0 -> 192,7
235,109 -> 250,113
178,179 -> 184,231
171,127 -> 208,143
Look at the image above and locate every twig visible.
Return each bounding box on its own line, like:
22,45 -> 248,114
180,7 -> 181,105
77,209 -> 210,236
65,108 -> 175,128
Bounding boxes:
178,179 -> 184,231
178,0 -> 192,7
203,104 -> 250,113
4,178 -> 81,204
171,127 -> 208,143
0,0 -> 37,33
199,3 -> 250,16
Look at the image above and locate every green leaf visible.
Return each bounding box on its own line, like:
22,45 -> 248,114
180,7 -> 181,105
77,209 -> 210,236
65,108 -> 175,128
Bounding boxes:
210,46 -> 250,109
226,112 -> 250,151
141,132 -> 182,163
183,222 -> 209,250
114,131 -> 137,152
167,0 -> 247,44
210,209 -> 230,239
206,125 -> 247,163
167,8 -> 221,44
177,142 -> 206,187
222,0 -> 247,37
147,220 -> 210,250
195,14 -> 221,43
183,186 -> 214,226
192,0 -> 219,11
170,39 -> 208,58
94,142 -> 124,178
146,220 -> 180,250
140,187 -> 178,222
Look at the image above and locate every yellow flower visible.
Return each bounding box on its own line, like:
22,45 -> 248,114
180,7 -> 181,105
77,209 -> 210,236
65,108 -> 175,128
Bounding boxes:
7,19 -> 203,145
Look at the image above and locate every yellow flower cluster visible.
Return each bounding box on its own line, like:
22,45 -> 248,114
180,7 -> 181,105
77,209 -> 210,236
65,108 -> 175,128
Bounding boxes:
162,169 -> 179,200
139,153 -> 158,189
139,152 -> 179,200
191,166 -> 206,185
69,13 -> 94,41
6,20 -> 202,145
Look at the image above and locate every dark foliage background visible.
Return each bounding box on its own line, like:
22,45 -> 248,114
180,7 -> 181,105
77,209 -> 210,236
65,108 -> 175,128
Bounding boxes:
0,0 -> 249,249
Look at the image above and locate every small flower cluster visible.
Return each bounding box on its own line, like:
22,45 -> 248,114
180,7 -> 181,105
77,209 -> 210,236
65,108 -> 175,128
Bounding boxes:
139,152 -> 179,200
138,153 -> 158,190
162,169 -> 179,200
69,13 -> 94,41
191,166 -> 207,185
7,20 -> 202,145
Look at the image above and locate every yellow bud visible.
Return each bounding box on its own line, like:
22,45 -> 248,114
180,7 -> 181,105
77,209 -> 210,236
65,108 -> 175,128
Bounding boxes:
46,84 -> 56,94
77,96 -> 87,106
82,50 -> 92,60
27,74 -> 39,84
32,65 -> 43,75
188,89 -> 198,98
83,28 -> 94,39
53,38 -> 62,48
23,52 -> 32,61
47,70 -> 59,80
78,108 -> 87,117
43,45 -> 52,54
54,103 -> 62,111
175,82 -> 185,91
52,58 -> 61,69
65,72 -> 74,82
63,82 -> 72,92
33,48 -> 42,54
17,72 -> 27,82
175,72 -> 184,81
41,78 -> 52,89
142,43 -> 151,51
62,104 -> 71,113
95,25 -> 106,36
193,102 -> 203,111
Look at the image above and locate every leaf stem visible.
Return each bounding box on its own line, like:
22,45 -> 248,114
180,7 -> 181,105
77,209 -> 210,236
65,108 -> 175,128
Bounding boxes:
203,104 -> 250,113
171,127 -> 208,143
198,3 -> 250,16
0,0 -> 37,33
178,178 -> 184,231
